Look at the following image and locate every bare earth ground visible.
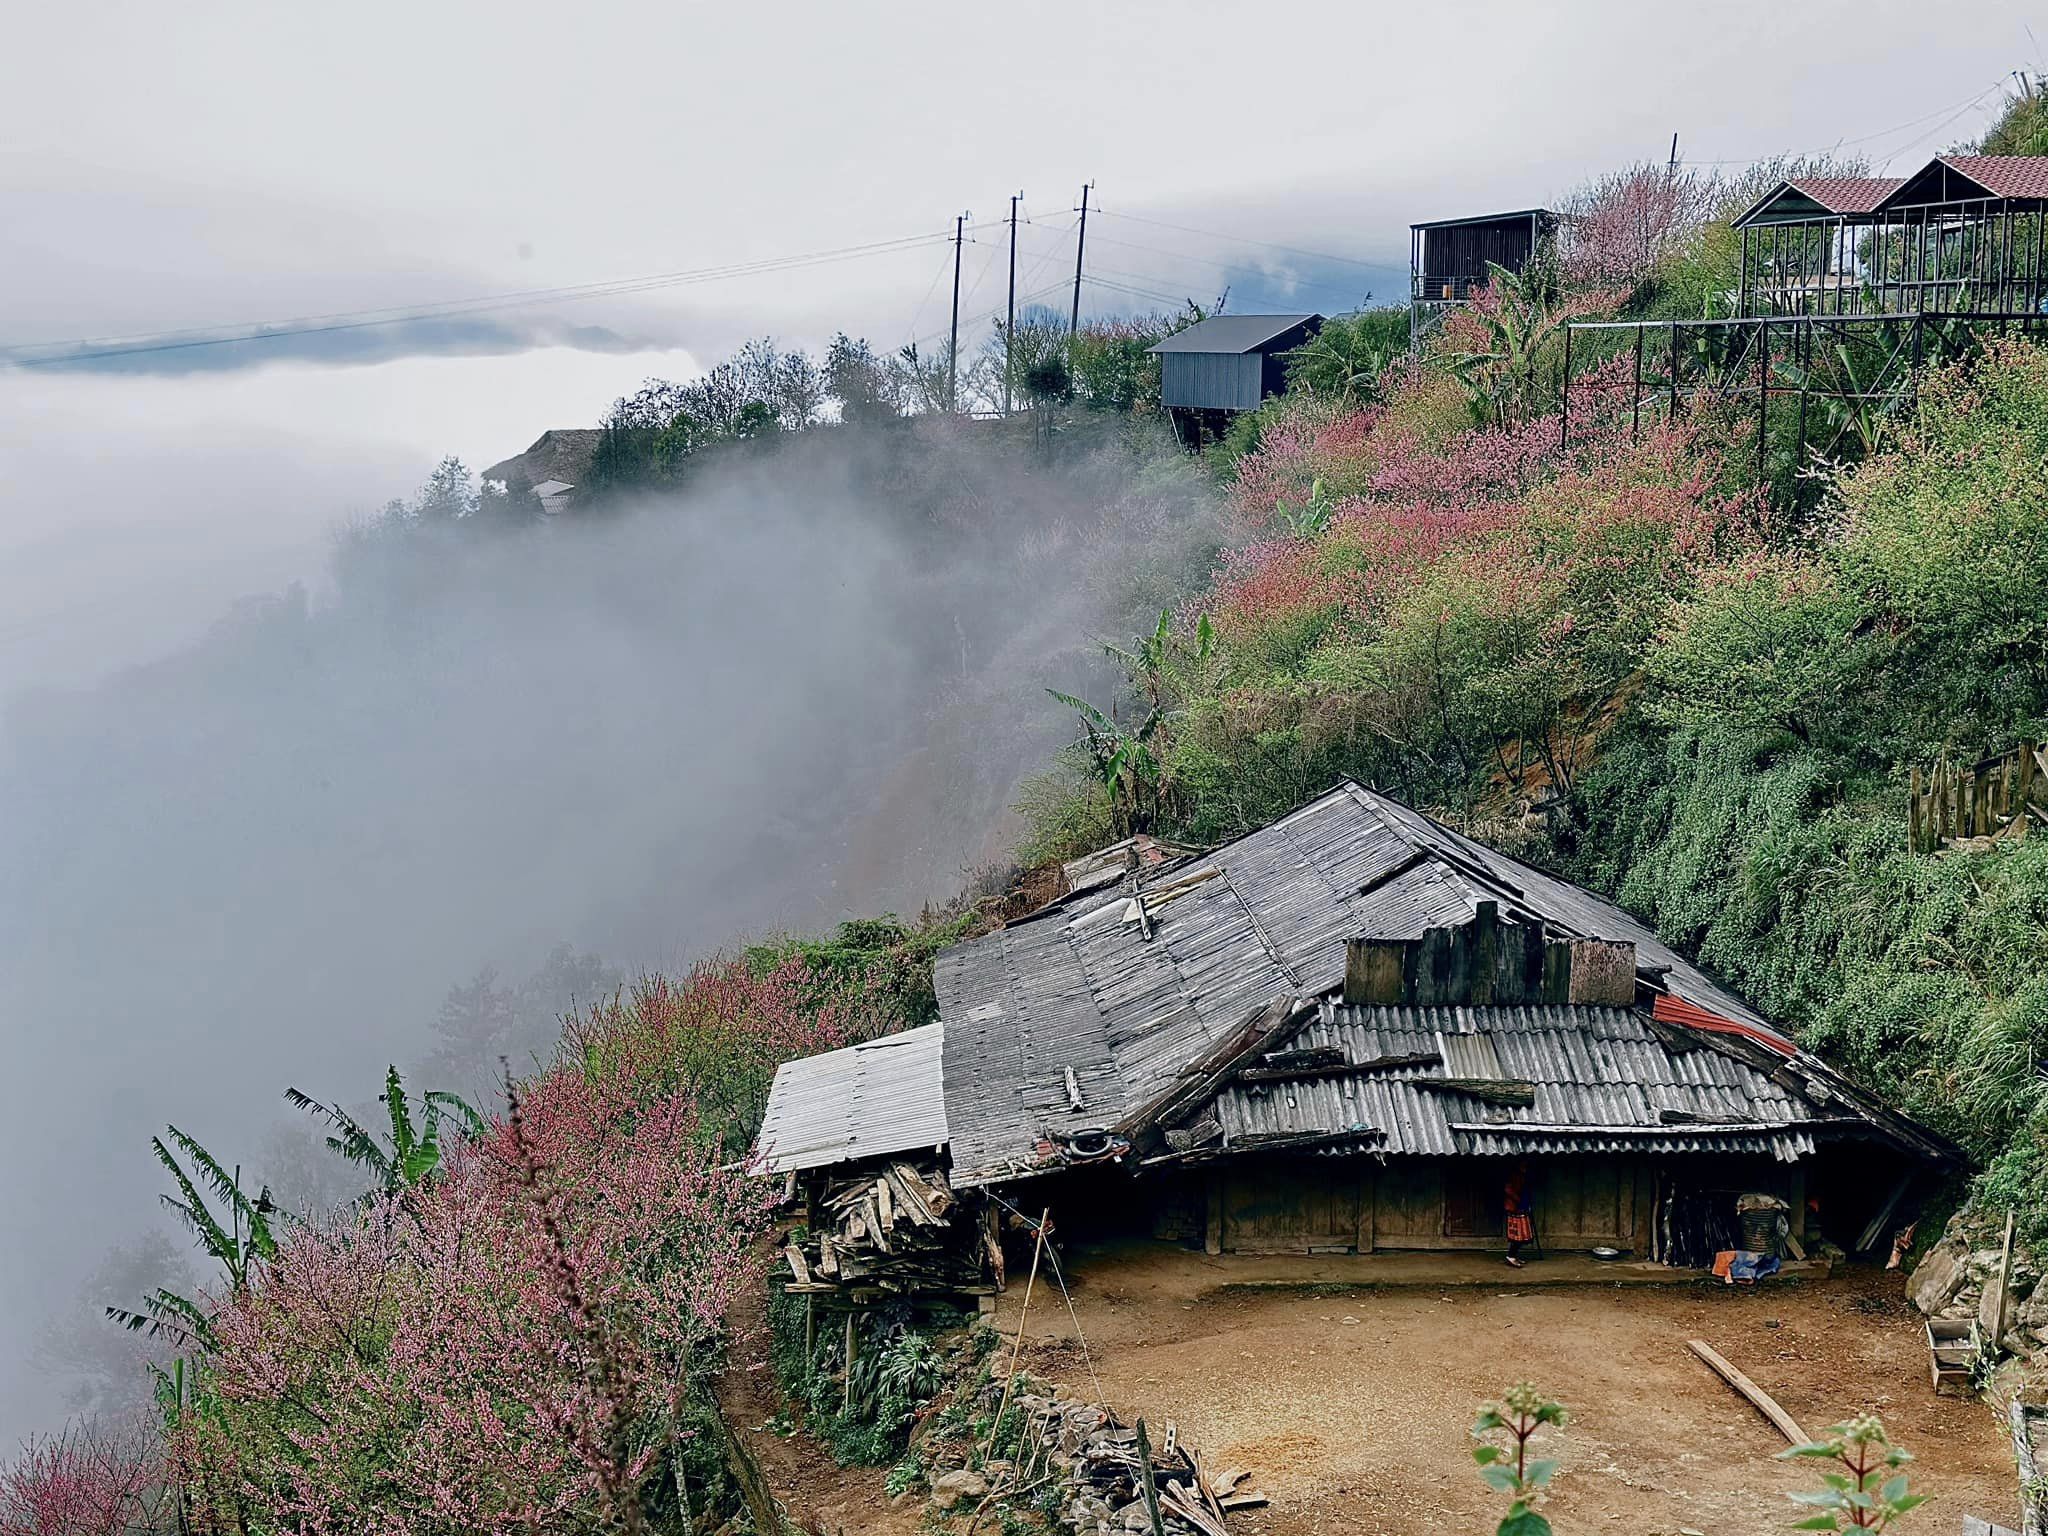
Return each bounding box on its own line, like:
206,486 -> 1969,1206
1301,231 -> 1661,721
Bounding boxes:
721,1279 -> 926,1536
993,1241 -> 2021,1536
730,1242 -> 2019,1535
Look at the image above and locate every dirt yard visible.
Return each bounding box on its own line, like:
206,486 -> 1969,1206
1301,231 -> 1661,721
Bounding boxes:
993,1242 -> 2021,1535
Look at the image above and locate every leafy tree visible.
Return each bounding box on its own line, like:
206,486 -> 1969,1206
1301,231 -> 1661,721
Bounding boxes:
411,455 -> 479,522
891,341 -> 953,415
1283,307 -> 1408,402
825,332 -> 902,426
285,1065 -> 482,1196
1980,73 -> 2048,155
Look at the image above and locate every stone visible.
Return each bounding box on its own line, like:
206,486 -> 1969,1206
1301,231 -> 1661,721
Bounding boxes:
1909,1235 -> 1971,1315
929,1469 -> 988,1511
2017,1274 -> 2048,1342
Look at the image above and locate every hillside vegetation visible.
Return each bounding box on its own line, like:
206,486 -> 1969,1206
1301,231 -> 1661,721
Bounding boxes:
1022,206 -> 2048,1265
11,109 -> 2048,1532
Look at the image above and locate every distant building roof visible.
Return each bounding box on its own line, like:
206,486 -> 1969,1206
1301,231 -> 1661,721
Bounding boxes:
1923,154 -> 2048,201
530,479 -> 575,498
1149,314 -> 1323,355
935,782 -> 1953,1187
482,428 -> 604,494
755,1023 -> 948,1175
1410,207 -> 1556,232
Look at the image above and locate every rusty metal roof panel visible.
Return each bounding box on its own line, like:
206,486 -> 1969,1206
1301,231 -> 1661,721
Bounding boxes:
755,1024 -> 949,1175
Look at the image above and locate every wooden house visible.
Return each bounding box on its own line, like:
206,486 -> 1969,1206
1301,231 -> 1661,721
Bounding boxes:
761,784 -> 1958,1281
1408,208 -> 1558,342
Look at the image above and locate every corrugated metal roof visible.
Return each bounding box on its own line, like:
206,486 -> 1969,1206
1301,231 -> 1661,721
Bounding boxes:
1411,208 -> 1557,232
755,1024 -> 949,1174
936,782 -> 1832,1186
1213,1002 -> 1820,1162
1149,314 -> 1322,356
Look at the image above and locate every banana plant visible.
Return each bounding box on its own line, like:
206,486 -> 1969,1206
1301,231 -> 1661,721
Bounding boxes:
1273,478 -> 1336,539
1440,263 -> 1573,428
286,1065 -> 484,1196
1046,688 -> 1165,838
107,1126 -> 274,1347
1100,609 -> 1214,708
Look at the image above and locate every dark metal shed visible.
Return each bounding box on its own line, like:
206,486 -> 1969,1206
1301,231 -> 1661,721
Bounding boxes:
1409,208 -> 1559,304
1148,313 -> 1325,413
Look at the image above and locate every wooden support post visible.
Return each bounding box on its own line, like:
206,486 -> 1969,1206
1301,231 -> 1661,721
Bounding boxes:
1135,1419 -> 1167,1536
1993,1206 -> 2018,1349
982,1209 -> 1048,1462
842,1311 -> 856,1415
2011,1397 -> 2046,1536
804,1294 -> 815,1383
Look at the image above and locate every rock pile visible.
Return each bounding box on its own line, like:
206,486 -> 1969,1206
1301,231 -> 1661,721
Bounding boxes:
1909,1207 -> 2048,1360
950,1380 -> 1266,1535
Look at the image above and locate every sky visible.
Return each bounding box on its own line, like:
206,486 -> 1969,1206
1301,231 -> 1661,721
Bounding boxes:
0,0 -> 2041,1442
1,1 -> 2037,685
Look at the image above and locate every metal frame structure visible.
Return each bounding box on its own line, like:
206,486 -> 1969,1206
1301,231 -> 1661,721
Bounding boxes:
1734,162 -> 2048,318
1560,155 -> 2048,483
1561,309 -> 2048,476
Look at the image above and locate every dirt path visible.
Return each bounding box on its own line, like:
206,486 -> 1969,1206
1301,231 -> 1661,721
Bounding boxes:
997,1244 -> 2019,1535
717,1281 -> 922,1536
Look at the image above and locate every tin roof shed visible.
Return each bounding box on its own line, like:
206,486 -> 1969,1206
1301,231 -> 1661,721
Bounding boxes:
755,1022 -> 948,1175
1149,313 -> 1323,412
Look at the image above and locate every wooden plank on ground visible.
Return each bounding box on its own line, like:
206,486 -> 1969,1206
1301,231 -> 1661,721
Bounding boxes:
1687,1339 -> 1808,1446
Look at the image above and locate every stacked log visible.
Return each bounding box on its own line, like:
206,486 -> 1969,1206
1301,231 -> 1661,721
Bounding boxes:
784,1160 -> 989,1295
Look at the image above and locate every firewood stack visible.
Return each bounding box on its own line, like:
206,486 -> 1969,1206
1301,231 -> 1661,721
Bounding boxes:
999,1385 -> 1268,1534
782,1160 -> 990,1295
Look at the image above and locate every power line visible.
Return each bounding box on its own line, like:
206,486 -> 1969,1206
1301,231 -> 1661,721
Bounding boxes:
1684,77 -> 2010,167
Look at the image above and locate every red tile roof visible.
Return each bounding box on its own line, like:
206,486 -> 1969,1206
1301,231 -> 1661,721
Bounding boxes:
1784,176 -> 1905,214
1937,155 -> 2048,200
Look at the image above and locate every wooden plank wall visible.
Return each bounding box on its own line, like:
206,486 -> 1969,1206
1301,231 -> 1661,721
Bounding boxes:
1215,1156 -> 1637,1254
1909,741 -> 2047,853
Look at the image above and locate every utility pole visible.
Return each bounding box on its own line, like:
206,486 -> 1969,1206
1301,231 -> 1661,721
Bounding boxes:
949,211 -> 966,413
1069,182 -> 1092,342
1005,192 -> 1020,416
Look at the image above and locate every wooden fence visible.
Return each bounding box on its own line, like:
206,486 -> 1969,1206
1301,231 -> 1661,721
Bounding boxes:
1908,741 -> 2048,853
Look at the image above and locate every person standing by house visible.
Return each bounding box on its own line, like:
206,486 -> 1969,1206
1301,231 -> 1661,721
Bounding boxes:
1504,1161 -> 1535,1267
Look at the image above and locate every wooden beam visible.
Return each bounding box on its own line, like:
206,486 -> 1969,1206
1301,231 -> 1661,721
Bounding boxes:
1854,1171 -> 1913,1254
2010,1398 -> 2045,1536
1687,1339 -> 1808,1446
1993,1205 -> 2018,1347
